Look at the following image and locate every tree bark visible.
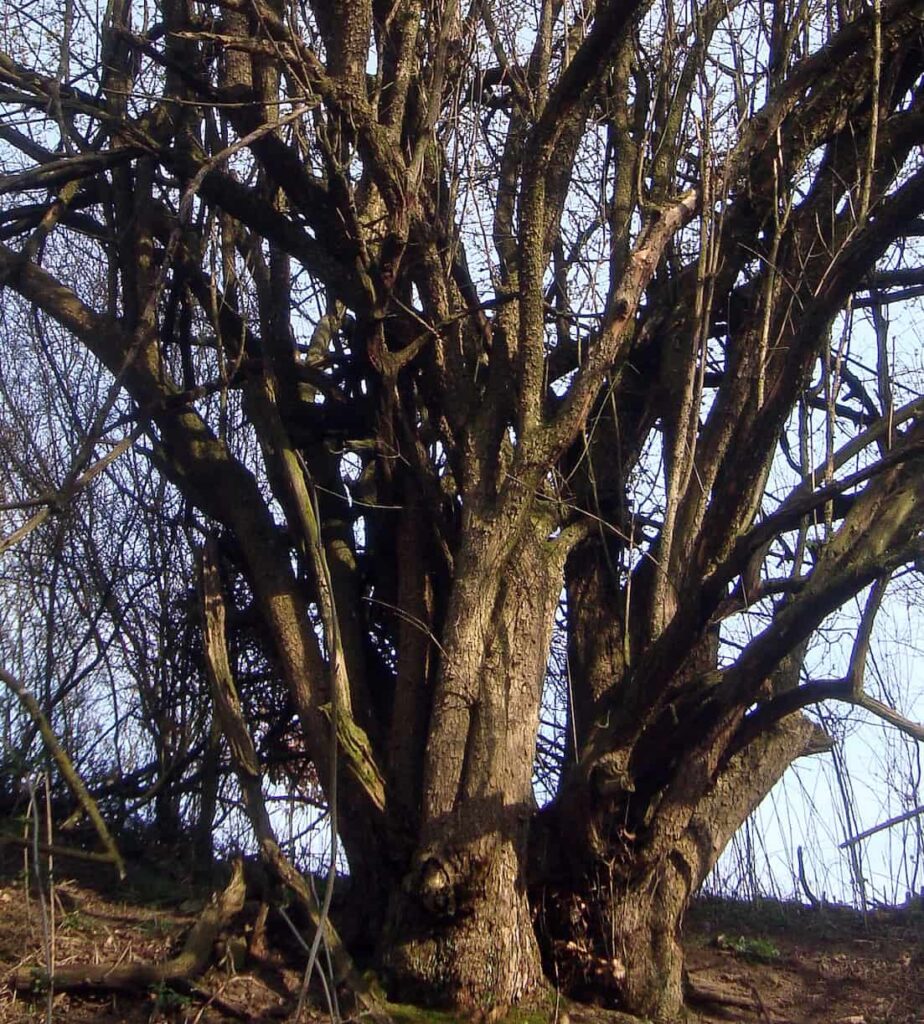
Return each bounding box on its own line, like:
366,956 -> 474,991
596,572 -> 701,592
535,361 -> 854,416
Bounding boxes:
381,522 -> 564,1011
537,713 -> 821,1022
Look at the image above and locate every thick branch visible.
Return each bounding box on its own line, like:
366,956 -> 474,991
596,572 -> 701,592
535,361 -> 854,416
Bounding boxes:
198,540 -> 388,1019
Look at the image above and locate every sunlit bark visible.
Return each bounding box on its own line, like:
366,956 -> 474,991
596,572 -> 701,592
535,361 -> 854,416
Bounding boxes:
2,0 -> 924,1018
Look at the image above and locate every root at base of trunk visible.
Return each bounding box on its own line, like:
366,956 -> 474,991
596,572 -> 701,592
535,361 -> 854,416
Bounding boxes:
383,847 -> 547,1012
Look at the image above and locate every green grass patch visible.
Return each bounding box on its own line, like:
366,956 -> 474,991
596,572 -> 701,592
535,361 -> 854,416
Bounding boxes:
715,933 -> 782,963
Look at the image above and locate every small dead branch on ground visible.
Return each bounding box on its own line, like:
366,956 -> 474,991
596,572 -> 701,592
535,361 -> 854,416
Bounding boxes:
8,857 -> 245,995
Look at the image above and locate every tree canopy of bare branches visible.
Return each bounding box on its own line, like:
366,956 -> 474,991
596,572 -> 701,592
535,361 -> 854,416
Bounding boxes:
2,0 -> 924,1019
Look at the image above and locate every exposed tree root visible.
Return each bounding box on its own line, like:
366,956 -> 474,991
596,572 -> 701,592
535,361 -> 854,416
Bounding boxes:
10,857 -> 246,994
685,971 -> 763,1012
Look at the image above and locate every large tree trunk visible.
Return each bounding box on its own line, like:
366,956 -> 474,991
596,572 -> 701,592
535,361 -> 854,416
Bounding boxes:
381,521 -> 563,1011
383,835 -> 544,1010
536,713 -> 823,1021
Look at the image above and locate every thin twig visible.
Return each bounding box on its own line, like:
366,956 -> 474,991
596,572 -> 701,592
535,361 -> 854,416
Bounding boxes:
840,804 -> 924,849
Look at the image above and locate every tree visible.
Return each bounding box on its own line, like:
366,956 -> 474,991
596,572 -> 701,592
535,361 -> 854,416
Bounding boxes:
1,0 -> 924,1019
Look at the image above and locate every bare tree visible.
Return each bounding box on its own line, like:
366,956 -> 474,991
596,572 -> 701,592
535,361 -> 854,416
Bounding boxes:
2,0 -> 924,1018
0,301 -> 210,852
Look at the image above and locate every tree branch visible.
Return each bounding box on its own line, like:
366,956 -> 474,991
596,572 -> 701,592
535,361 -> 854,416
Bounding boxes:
0,666 -> 126,878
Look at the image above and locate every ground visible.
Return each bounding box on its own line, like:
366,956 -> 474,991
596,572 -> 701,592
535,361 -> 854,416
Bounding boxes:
0,850 -> 921,1024
684,898 -> 924,1024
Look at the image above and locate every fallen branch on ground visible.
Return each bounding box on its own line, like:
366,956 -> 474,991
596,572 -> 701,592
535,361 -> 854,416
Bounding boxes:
9,857 -> 245,993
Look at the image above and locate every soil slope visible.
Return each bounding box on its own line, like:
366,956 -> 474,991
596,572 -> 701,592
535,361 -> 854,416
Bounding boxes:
1,859 -> 921,1024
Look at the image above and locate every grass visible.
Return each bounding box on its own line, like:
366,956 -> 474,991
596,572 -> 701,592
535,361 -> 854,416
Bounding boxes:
714,933 -> 782,963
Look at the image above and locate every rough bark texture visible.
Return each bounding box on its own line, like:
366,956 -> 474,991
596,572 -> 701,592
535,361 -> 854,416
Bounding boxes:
537,714 -> 821,1021
2,0 -> 924,1018
382,523 -> 563,1009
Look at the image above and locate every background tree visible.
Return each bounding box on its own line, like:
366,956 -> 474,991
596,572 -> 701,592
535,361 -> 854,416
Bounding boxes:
0,297 -> 211,848
1,0 -> 924,1020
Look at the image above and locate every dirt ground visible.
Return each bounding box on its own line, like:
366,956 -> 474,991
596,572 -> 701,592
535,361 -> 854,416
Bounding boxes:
0,853 -> 921,1024
684,897 -> 924,1024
